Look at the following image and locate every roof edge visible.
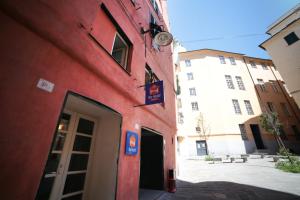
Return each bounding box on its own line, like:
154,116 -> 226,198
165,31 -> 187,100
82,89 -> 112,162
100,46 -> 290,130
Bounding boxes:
260,18 -> 300,50
266,3 -> 300,34
179,48 -> 271,61
179,48 -> 245,56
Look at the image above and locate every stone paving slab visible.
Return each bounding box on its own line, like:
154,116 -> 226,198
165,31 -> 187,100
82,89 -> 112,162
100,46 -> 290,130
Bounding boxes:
156,157 -> 300,200
159,181 -> 300,200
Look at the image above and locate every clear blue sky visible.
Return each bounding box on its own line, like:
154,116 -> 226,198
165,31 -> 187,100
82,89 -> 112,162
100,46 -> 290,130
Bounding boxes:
168,0 -> 300,59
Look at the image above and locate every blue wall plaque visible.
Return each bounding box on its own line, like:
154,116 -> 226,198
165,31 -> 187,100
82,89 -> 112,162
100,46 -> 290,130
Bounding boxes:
125,131 -> 139,156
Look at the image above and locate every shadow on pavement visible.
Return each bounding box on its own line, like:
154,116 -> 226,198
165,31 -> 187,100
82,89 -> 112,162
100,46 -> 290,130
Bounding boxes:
160,179 -> 300,200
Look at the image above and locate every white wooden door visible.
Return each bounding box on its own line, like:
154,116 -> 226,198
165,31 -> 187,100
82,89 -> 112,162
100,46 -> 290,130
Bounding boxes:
36,111 -> 97,200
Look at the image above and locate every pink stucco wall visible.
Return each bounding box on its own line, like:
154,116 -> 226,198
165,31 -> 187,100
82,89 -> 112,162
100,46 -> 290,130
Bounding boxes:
0,0 -> 176,199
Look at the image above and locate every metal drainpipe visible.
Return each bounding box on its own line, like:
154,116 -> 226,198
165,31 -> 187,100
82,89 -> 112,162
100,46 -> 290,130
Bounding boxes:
242,57 -> 267,113
242,57 -> 281,148
268,66 -> 300,123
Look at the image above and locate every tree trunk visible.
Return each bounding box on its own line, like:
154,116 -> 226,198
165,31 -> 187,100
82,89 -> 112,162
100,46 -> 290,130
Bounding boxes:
277,136 -> 293,163
273,134 -> 281,149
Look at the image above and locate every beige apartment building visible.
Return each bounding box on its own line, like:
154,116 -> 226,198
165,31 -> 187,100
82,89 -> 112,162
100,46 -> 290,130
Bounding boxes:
176,48 -> 300,156
260,3 -> 300,108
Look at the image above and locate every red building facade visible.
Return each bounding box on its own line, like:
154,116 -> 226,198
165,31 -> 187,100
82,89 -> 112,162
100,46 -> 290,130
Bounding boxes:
0,0 -> 176,199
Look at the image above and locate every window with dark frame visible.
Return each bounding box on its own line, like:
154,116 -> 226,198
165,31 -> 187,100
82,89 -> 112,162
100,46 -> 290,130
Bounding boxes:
187,72 -> 194,80
250,61 -> 256,68
154,1 -> 159,14
261,63 -> 268,70
235,76 -> 245,90
219,56 -> 226,64
100,4 -> 132,72
270,80 -> 279,93
191,102 -> 199,111
232,99 -> 242,114
257,79 -> 266,92
178,112 -> 184,124
284,32 -> 299,45
112,33 -> 129,69
150,13 -> 155,25
229,57 -> 236,65
145,64 -> 158,84
239,124 -> 248,140
225,75 -> 235,89
185,59 -> 191,67
244,100 -> 254,115
189,87 -> 196,96
149,13 -> 159,38
151,0 -> 160,15
267,102 -> 275,112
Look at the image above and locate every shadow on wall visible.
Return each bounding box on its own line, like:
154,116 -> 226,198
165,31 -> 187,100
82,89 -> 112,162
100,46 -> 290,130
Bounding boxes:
241,81 -> 300,155
169,180 -> 300,200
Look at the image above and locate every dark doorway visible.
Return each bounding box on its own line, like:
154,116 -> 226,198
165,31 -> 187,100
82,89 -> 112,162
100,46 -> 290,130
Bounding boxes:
139,128 -> 164,191
250,124 -> 265,149
196,140 -> 207,156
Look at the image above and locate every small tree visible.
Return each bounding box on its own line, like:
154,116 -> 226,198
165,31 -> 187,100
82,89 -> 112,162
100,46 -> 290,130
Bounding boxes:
195,113 -> 211,141
259,112 -> 293,163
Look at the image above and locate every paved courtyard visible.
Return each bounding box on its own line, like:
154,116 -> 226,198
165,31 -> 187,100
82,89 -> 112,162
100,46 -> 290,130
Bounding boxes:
158,157 -> 300,200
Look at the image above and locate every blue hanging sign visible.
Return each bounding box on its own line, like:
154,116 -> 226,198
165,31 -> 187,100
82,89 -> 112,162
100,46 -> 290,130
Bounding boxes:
145,80 -> 164,105
125,131 -> 139,156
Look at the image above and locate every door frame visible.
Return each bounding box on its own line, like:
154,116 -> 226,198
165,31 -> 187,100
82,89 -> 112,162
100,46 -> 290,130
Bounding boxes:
196,140 -> 208,156
35,92 -> 123,200
139,127 -> 165,191
55,112 -> 98,199
250,124 -> 265,149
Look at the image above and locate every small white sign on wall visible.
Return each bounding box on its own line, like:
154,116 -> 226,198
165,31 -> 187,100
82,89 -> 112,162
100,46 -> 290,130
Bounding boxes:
37,78 -> 55,93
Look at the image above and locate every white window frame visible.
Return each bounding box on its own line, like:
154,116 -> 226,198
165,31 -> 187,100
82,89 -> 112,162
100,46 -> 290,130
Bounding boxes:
112,32 -> 129,69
